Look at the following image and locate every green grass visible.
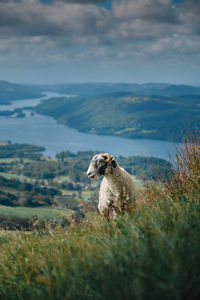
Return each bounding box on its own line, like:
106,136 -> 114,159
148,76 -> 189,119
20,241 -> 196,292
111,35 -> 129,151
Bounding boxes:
0,198 -> 199,300
0,158 -> 19,163
0,133 -> 199,299
131,175 -> 144,187
0,158 -> 36,163
54,175 -> 72,184
82,190 -> 94,199
0,205 -> 72,221
0,172 -> 33,183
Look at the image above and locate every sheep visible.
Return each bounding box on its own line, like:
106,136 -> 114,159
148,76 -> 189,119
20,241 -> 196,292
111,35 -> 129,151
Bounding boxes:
87,153 -> 135,219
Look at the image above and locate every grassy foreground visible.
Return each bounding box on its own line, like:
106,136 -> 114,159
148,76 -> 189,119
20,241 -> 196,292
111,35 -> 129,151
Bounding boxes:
0,201 -> 199,300
0,134 -> 200,300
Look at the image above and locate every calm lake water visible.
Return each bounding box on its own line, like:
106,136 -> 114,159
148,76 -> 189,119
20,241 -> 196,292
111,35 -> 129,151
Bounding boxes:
0,92 -> 178,160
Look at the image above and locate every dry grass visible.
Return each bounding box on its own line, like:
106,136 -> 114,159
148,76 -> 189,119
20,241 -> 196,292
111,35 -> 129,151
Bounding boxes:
139,132 -> 200,207
166,132 -> 200,197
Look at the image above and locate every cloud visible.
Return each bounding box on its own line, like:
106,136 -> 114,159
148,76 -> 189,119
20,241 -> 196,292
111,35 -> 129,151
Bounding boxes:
140,35 -> 200,57
0,0 -> 200,67
108,0 -> 199,41
178,0 -> 200,34
0,0 -> 109,38
112,0 -> 179,24
54,0 -> 106,3
0,0 -> 199,40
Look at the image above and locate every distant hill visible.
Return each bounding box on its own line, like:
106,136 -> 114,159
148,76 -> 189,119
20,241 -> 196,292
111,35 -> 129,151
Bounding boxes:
1,80 -> 200,100
0,80 -> 42,104
1,80 -> 200,142
40,82 -> 200,97
1,80 -> 200,101
35,92 -> 200,142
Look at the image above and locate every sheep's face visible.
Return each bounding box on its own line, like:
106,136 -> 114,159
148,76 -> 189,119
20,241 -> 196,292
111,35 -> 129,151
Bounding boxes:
87,153 -> 117,180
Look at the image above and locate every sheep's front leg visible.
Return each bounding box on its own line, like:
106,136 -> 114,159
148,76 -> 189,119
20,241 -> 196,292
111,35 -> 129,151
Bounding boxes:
103,205 -> 118,221
98,197 -> 118,220
98,201 -> 113,221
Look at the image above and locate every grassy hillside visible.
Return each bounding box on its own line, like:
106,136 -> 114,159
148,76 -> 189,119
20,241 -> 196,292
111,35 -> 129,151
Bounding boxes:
0,134 -> 199,300
0,201 -> 199,300
35,92 -> 200,142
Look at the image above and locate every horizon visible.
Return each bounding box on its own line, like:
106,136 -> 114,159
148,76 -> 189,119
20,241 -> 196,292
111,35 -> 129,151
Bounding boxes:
0,0 -> 199,85
1,79 -> 200,88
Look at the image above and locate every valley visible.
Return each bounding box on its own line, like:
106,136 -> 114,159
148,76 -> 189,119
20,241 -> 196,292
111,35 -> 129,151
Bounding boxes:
0,142 -> 171,229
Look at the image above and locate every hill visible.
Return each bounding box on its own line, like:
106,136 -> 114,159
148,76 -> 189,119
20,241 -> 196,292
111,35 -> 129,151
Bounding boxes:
40,82 -> 200,97
35,92 -> 200,142
1,80 -> 200,142
0,80 -> 42,104
0,134 -> 199,300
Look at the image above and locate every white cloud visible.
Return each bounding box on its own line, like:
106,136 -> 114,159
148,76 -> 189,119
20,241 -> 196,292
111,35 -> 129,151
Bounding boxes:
112,0 -> 178,23
54,0 -> 105,3
0,0 -> 199,67
151,35 -> 200,56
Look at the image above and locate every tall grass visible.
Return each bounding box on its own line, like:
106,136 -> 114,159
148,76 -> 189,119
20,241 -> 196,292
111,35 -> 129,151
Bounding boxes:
141,132 -> 200,206
0,134 -> 199,300
166,132 -> 200,197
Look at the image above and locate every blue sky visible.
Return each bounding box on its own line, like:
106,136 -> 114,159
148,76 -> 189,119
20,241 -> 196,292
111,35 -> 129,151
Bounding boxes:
0,0 -> 199,85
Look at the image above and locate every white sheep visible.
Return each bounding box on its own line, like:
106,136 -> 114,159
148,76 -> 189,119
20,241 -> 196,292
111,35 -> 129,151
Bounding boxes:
87,153 -> 135,219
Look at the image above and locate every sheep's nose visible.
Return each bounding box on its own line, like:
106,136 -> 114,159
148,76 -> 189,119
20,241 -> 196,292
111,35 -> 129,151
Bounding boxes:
87,172 -> 92,176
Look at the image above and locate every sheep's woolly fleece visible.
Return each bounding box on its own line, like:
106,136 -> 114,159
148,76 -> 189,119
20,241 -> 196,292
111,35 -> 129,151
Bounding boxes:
87,153 -> 135,219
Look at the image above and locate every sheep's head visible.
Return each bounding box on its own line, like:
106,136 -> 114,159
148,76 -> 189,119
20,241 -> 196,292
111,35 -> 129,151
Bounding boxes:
87,153 -> 117,180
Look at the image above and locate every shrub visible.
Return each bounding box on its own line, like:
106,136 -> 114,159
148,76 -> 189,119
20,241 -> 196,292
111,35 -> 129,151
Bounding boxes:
140,132 -> 200,207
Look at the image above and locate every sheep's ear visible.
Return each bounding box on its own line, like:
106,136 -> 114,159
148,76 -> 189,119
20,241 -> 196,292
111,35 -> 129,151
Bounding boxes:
111,157 -> 117,168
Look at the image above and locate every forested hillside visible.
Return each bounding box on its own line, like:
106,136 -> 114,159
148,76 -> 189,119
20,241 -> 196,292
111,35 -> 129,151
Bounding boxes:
1,80 -> 200,142
35,92 -> 200,142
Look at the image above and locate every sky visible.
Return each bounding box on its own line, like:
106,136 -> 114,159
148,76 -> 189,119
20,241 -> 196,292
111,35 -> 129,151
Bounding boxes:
0,0 -> 200,85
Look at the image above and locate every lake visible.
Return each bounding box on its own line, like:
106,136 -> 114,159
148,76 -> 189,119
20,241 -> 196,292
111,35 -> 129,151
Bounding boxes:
0,92 -> 179,160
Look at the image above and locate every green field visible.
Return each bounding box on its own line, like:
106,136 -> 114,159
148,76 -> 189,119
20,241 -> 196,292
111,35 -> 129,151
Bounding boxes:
0,172 -> 33,183
0,205 -> 72,220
